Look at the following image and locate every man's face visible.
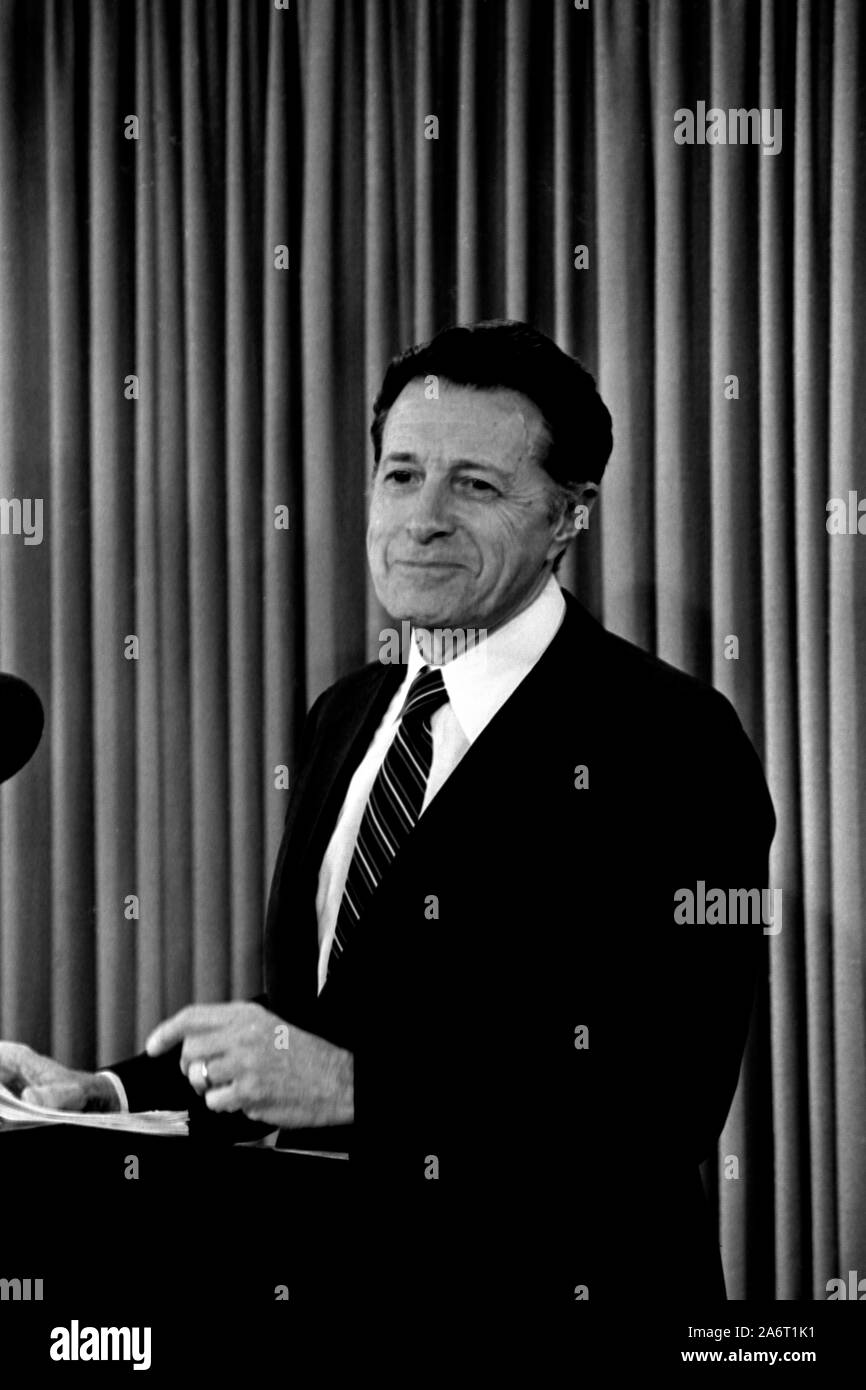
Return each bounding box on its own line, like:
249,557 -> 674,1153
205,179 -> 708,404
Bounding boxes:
367,379 -> 578,633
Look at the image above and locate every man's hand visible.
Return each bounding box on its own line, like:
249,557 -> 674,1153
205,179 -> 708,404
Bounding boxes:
145,1002 -> 354,1129
0,1042 -> 120,1112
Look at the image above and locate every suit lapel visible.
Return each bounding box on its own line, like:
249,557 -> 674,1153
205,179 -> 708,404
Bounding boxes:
406,592 -> 606,839
318,592 -> 609,991
296,661 -> 406,883
265,659 -> 406,1021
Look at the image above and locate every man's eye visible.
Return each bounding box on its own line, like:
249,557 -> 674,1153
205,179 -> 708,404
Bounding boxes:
384,469 -> 416,484
457,477 -> 498,495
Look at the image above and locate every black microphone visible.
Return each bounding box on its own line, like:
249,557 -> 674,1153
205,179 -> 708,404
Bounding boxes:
0,674 -> 44,783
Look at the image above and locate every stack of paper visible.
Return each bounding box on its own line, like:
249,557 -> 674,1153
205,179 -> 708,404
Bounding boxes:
0,1083 -> 188,1136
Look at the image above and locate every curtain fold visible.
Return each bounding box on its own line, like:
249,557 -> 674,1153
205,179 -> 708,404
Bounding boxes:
133,0 -> 161,1040
793,0 -> 835,1301
827,0 -> 866,1285
595,1 -> 656,649
759,0 -> 805,1306
0,0 -> 862,1302
46,0 -> 94,1067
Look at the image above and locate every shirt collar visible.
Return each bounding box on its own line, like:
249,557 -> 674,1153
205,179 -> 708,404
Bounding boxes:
403,574 -> 566,744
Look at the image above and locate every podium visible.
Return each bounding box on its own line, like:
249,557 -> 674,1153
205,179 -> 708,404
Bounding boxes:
0,1124 -> 357,1372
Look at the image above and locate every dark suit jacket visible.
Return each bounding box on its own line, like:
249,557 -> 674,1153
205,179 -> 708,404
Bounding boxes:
113,591 -> 775,1306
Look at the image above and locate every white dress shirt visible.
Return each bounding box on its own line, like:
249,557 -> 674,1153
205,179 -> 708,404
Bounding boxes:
315,574 -> 566,992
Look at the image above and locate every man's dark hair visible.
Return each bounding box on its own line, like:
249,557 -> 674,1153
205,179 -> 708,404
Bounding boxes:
370,319 -> 613,488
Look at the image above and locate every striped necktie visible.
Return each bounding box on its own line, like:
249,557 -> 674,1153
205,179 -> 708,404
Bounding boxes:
326,664 -> 449,980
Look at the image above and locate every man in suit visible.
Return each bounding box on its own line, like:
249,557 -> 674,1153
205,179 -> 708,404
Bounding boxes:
1,321 -> 774,1308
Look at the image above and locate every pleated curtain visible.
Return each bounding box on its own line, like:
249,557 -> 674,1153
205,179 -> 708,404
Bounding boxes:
0,0 -> 863,1303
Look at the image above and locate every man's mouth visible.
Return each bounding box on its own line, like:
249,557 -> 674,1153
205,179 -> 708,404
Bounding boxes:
392,559 -> 464,569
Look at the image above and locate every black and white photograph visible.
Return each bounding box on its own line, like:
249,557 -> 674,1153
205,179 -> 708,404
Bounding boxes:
0,0 -> 863,1371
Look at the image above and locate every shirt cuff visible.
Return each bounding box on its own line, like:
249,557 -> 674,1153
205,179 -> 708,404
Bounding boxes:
97,1071 -> 130,1113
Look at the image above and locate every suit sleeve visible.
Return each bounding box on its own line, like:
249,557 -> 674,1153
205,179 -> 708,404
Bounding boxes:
656,690 -> 776,1164
106,694 -> 332,1134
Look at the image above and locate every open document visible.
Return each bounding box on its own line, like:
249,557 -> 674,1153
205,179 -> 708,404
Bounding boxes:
0,1082 -> 188,1136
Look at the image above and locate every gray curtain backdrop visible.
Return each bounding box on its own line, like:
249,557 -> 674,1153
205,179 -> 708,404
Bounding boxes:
0,0 -> 863,1303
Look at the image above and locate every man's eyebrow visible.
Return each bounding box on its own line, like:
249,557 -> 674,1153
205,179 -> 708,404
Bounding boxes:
451,458 -> 510,480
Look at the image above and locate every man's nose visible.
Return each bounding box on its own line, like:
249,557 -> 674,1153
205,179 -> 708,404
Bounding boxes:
404,483 -> 455,540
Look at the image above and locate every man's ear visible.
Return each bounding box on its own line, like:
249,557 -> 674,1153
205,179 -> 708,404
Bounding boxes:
574,481 -> 599,517
549,481 -> 599,550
